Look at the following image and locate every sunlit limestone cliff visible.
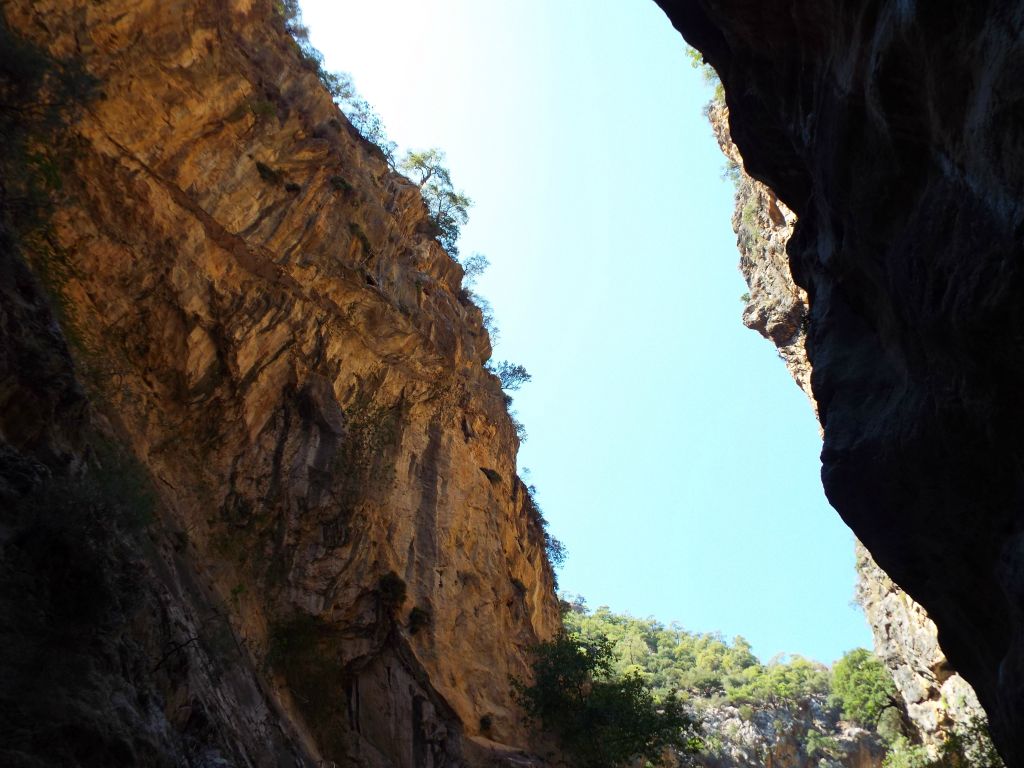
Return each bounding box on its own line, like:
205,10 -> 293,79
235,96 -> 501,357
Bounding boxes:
662,1 -> 1024,764
0,1 -> 559,765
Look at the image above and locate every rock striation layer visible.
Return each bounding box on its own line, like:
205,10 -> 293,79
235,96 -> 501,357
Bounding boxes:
660,1 -> 1024,764
1,1 -> 559,765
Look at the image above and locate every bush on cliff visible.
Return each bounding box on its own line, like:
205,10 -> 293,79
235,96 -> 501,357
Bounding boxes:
830,648 -> 899,727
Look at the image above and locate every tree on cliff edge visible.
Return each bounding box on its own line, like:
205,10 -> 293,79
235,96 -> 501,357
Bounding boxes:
400,149 -> 472,256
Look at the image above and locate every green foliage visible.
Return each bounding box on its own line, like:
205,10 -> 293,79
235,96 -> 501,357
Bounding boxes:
348,221 -> 372,259
941,716 -> 1004,768
738,193 -> 768,250
460,252 -> 490,286
722,158 -> 743,187
488,360 -> 532,391
455,252 -> 501,346
741,194 -> 761,232
276,1 -> 396,162
562,606 -> 840,712
544,533 -> 567,570
830,648 -> 898,727
728,654 -> 830,705
521,483 -> 566,574
884,737 -> 936,768
513,633 -> 700,768
807,731 -> 844,760
399,148 -> 472,257
883,717 -> 1004,768
685,45 -> 724,104
227,97 -> 277,122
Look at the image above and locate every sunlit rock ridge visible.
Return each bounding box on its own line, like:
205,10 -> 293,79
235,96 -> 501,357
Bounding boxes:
0,0 -> 559,765
660,1 -> 1024,764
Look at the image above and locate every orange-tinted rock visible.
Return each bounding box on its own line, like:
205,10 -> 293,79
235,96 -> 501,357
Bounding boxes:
1,0 -> 559,764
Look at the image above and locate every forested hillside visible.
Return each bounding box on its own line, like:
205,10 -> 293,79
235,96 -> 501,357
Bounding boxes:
515,599 -> 1002,768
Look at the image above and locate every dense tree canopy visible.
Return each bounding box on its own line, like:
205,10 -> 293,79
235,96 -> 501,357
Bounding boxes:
562,603 -> 829,706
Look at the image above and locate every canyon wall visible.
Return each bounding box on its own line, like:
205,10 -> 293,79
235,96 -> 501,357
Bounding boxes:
662,1 -> 1024,764
706,97 -> 985,753
0,1 -> 559,765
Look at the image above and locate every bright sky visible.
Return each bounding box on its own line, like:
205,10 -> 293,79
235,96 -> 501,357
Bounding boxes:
300,0 -> 873,664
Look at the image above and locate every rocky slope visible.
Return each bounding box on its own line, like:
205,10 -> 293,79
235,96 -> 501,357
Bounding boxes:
661,1 -> 1024,764
705,96 -> 986,755
0,1 -> 559,765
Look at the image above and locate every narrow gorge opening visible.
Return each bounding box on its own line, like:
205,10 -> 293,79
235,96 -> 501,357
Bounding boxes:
0,0 -> 1009,766
297,0 -> 866,667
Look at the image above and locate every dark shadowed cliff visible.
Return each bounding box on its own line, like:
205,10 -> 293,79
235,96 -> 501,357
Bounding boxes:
657,1 -> 1024,764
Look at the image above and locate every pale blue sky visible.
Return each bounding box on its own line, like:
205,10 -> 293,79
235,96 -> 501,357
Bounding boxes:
301,0 -> 872,664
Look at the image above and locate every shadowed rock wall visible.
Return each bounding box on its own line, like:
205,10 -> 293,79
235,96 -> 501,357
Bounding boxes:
707,83 -> 986,754
657,1 -> 1024,763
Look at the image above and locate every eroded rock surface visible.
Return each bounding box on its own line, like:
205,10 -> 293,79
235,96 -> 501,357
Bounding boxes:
1,0 -> 559,765
660,1 -> 1024,763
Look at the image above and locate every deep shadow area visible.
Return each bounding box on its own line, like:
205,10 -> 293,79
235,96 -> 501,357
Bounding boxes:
657,1 -> 1024,764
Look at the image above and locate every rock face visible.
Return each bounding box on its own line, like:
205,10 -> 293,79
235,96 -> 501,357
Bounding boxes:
659,1 -> 1024,764
707,87 -> 984,754
854,542 -> 985,744
700,699 -> 884,768
0,1 -> 559,766
705,100 -> 810,408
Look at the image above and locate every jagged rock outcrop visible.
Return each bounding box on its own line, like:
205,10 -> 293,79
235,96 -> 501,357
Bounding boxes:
705,100 -> 810,407
707,87 -> 984,755
0,1 -> 559,765
660,1 -> 1024,764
